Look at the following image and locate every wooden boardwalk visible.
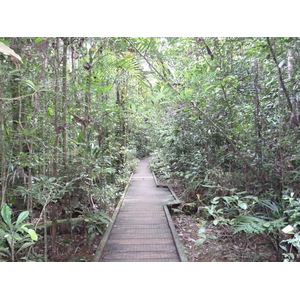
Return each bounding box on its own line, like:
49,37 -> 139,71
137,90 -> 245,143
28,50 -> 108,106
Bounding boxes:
94,157 -> 186,262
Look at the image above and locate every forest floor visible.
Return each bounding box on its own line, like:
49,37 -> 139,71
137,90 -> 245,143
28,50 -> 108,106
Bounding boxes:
33,207 -> 116,262
171,213 -> 279,262
163,179 -> 280,262
33,230 -> 102,262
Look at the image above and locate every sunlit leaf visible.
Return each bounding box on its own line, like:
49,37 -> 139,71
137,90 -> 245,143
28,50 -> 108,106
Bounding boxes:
15,211 -> 29,226
27,229 -> 38,241
238,201 -> 248,210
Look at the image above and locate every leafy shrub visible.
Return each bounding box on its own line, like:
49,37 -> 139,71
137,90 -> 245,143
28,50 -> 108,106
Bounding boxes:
0,204 -> 38,262
280,233 -> 300,262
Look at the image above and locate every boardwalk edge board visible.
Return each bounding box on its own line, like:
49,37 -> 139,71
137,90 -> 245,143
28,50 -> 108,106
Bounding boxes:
163,204 -> 188,262
93,173 -> 133,262
151,170 -> 167,188
151,169 -> 188,262
151,170 -> 181,205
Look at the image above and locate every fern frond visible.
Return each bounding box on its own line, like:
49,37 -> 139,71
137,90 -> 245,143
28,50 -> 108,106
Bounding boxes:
232,215 -> 286,234
232,216 -> 268,234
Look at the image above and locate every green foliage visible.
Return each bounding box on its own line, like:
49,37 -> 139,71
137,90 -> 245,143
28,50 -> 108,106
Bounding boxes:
283,192 -> 300,228
195,219 -> 218,246
83,210 -> 111,236
231,216 -> 285,234
280,233 -> 300,262
2,37 -> 300,261
0,204 -> 38,262
81,208 -> 112,246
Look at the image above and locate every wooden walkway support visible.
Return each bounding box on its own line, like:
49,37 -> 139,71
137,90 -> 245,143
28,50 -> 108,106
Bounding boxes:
94,157 -> 187,262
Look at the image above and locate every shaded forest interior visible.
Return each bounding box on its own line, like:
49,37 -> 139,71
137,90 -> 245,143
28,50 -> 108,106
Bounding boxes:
1,37 -> 300,262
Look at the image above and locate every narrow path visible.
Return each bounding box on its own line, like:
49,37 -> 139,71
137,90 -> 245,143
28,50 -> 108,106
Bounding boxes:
96,157 -> 182,262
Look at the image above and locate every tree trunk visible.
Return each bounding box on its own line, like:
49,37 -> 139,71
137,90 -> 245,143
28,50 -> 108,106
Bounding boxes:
51,38 -> 62,258
53,37 -> 60,178
62,38 -> 68,166
9,38 -> 28,211
267,37 -> 298,127
0,87 -> 6,208
85,47 -> 93,123
287,48 -> 299,127
253,59 -> 263,173
116,80 -> 128,166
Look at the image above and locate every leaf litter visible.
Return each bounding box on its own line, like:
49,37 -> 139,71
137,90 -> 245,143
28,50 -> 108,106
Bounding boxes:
172,213 -> 279,262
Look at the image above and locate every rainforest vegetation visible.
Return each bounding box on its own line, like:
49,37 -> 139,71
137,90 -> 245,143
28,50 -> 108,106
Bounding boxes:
1,37 -> 300,262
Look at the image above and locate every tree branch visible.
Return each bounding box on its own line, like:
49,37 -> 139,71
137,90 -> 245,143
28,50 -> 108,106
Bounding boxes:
267,37 -> 293,113
0,90 -> 48,101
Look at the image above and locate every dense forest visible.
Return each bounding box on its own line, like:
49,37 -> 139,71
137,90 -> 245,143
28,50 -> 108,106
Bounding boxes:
1,37 -> 300,262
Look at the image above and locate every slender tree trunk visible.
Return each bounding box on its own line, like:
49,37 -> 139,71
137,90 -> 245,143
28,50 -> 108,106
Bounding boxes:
10,38 -> 27,211
0,97 -> 6,208
27,142 -> 33,215
267,37 -> 299,127
62,38 -> 68,166
85,47 -> 93,123
51,37 -> 61,259
253,59 -> 263,172
116,79 -> 128,166
53,37 -> 60,178
287,48 -> 299,127
44,206 -> 48,262
11,75 -> 21,133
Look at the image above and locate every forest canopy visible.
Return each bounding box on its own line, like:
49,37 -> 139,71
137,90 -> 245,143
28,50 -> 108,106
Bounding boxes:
1,37 -> 300,262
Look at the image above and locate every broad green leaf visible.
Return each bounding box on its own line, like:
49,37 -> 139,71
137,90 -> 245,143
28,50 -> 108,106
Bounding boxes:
34,37 -> 44,44
27,229 -> 38,241
279,244 -> 287,252
12,232 -> 22,241
0,227 -> 6,236
48,177 -> 57,183
1,204 -> 12,229
15,211 -> 29,226
0,246 -> 10,257
195,234 -> 206,246
16,242 -> 34,254
208,234 -> 218,240
238,201 -> 248,210
20,224 -> 30,233
5,235 -> 13,248
198,227 -> 206,235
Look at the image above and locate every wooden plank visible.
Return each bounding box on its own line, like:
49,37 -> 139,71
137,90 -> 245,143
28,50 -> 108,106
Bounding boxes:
94,157 -> 185,262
